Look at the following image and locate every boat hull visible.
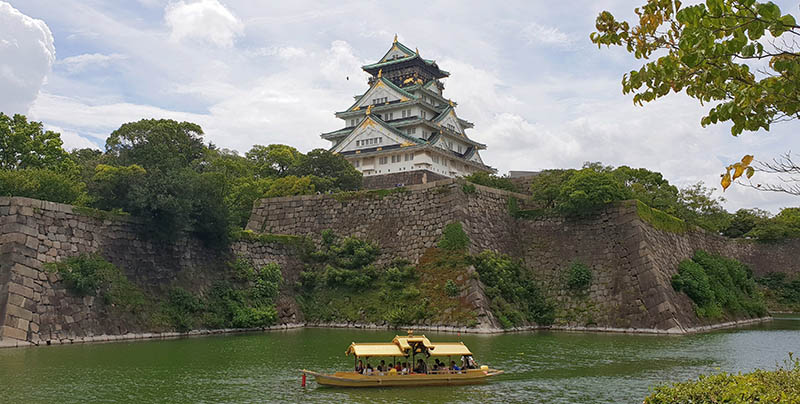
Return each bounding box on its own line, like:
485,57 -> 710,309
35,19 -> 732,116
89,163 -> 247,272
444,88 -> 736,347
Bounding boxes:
302,369 -> 503,388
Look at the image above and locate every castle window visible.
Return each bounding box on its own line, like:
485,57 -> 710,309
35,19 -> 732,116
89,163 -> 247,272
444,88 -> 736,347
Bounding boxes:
379,157 -> 388,165
392,155 -> 400,163
386,112 -> 394,120
421,110 -> 427,119
406,128 -> 416,135
353,160 -> 360,168
432,155 -> 439,164
457,145 -> 463,153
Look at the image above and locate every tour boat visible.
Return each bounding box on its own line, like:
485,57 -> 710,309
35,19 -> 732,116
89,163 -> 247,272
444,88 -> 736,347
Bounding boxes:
301,331 -> 504,387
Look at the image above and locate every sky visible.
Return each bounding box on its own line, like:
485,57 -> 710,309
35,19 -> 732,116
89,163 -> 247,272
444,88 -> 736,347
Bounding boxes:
1,0 -> 798,213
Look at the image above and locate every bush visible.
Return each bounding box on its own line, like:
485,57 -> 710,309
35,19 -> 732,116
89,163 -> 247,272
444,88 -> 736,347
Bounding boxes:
556,169 -> 631,217
47,254 -> 146,311
463,172 -> 517,192
232,305 -> 277,328
444,279 -> 460,297
672,250 -> 766,318
644,356 -> 800,403
0,168 -> 88,205
565,261 -> 592,292
472,250 -> 554,327
165,287 -> 203,332
438,222 -> 470,251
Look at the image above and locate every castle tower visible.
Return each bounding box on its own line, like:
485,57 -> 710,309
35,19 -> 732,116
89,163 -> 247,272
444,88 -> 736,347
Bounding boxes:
321,36 -> 494,188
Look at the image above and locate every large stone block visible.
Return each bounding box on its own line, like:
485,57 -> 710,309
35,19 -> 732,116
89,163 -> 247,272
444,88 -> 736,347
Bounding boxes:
0,325 -> 28,341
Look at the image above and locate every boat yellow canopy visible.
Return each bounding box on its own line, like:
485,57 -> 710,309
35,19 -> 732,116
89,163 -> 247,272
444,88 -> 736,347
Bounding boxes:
428,342 -> 472,356
346,343 -> 406,357
345,333 -> 472,357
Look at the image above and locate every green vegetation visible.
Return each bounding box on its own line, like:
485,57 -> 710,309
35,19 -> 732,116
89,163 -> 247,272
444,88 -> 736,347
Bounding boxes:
635,200 -> 689,233
438,222 -> 470,251
0,114 -> 362,248
46,253 -> 282,332
644,355 -> 800,404
164,259 -> 282,331
230,229 -> 311,250
507,196 -> 545,219
671,251 -> 766,319
591,1 -> 799,137
0,168 -> 88,205
332,187 -> 409,202
444,279 -> 460,297
45,254 -> 148,313
524,162 -> 799,240
757,272 -> 800,312
565,261 -> 593,292
461,183 -> 476,194
463,171 -> 517,192
472,250 -> 555,328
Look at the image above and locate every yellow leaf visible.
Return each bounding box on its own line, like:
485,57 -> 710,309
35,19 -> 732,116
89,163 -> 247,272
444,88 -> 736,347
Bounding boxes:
746,167 -> 755,179
732,162 -> 745,180
740,155 -> 754,166
721,173 -> 732,191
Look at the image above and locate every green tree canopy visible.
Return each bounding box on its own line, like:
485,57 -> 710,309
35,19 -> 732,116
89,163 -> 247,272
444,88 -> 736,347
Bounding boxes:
591,0 -> 799,135
289,148 -> 362,191
105,119 -> 206,171
0,113 -> 77,174
246,144 -> 301,178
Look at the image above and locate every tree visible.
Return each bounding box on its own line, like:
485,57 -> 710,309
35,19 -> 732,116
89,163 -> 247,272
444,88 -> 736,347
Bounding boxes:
556,169 -> 632,216
0,113 -> 77,174
676,182 -> 731,233
529,169 -> 576,209
612,165 -> 680,212
246,144 -> 301,178
0,168 -> 88,205
105,119 -> 206,171
721,208 -> 770,237
289,148 -> 362,191
463,171 -> 518,192
591,0 -> 799,135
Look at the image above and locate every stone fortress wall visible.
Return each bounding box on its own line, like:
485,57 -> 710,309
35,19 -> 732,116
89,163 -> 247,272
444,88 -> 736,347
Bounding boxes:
2,179 -> 798,347
0,197 -> 304,347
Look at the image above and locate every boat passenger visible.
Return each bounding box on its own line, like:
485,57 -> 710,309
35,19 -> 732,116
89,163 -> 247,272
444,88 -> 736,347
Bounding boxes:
414,359 -> 427,374
401,362 -> 409,374
450,361 -> 461,373
355,360 -> 364,373
365,364 -> 374,375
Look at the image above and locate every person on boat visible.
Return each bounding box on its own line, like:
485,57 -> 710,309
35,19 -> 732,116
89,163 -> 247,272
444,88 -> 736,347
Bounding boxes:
401,362 -> 409,374
379,360 -> 386,373
450,361 -> 461,373
461,355 -> 477,369
394,363 -> 402,372
365,364 -> 374,375
355,360 -> 364,373
414,359 -> 427,374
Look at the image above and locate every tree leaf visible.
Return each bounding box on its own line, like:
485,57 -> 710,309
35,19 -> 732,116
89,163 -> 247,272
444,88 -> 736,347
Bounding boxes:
721,172 -> 732,191
740,155 -> 754,166
745,167 -> 755,179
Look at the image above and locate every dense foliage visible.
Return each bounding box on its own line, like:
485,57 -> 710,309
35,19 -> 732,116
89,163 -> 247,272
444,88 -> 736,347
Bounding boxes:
565,261 -> 593,292
757,272 -> 800,311
591,0 -> 799,136
0,114 -> 362,247
523,162 -> 799,240
644,356 -> 800,403
463,172 -> 517,192
671,250 -> 766,319
472,250 -> 555,328
438,222 -> 470,251
46,254 -> 147,312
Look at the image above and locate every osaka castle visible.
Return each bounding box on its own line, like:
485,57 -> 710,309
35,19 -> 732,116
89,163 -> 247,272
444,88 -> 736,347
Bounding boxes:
321,36 -> 494,188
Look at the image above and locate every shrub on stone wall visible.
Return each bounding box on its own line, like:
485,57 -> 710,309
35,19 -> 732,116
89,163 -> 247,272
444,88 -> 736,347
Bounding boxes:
444,279 -> 460,297
672,251 -> 766,319
757,272 -> 800,311
644,355 -> 800,403
0,168 -> 89,205
472,250 -> 555,327
565,261 -> 593,292
438,222 -> 470,251
47,254 -> 147,311
463,171 -> 517,192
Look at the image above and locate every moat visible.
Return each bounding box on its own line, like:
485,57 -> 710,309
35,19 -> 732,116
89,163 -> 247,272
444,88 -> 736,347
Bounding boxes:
1,315 -> 797,404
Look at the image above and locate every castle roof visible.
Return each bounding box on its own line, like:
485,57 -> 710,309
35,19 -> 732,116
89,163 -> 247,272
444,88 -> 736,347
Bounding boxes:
362,39 -> 449,78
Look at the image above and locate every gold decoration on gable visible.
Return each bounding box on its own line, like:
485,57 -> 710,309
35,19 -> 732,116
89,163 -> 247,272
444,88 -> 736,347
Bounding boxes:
365,104 -> 374,115
393,34 -> 398,43
401,141 -> 414,147
378,69 -> 382,78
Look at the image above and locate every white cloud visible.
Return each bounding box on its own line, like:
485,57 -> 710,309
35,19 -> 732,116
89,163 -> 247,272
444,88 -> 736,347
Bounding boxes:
57,53 -> 127,74
0,1 -> 55,114
521,22 -> 574,47
165,0 -> 243,47
43,124 -> 101,151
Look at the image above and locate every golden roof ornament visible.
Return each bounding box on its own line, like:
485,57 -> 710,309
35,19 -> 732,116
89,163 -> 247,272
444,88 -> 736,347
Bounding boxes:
365,104 -> 373,115
377,69 -> 382,78
393,34 -> 398,43
449,99 -> 454,107
415,47 -> 420,55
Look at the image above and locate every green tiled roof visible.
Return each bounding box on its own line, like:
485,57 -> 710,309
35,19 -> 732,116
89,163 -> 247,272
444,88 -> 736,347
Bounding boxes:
345,77 -> 418,111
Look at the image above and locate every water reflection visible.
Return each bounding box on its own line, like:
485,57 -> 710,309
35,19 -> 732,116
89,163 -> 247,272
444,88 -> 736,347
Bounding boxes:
0,317 -> 797,404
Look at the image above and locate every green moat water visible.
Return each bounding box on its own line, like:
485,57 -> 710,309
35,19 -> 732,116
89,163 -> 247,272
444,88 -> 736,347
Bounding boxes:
1,316 -> 798,404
